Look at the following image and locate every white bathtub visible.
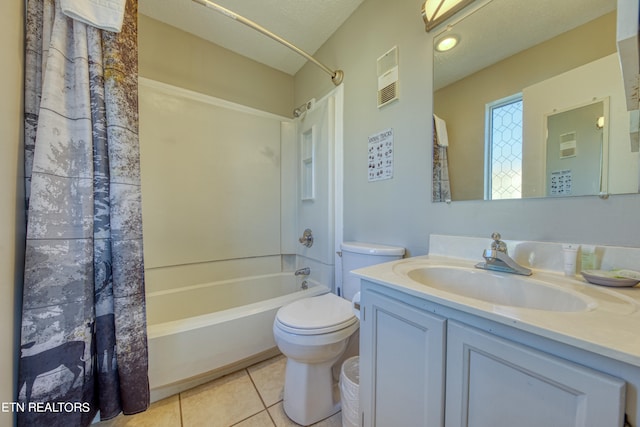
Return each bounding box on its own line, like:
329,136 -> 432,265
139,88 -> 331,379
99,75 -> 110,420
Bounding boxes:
146,272 -> 328,399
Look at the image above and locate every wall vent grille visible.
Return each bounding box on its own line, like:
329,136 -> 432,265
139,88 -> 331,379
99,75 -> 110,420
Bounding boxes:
377,46 -> 399,108
378,82 -> 398,107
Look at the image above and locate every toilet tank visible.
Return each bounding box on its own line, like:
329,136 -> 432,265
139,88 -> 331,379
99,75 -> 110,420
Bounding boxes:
340,241 -> 405,300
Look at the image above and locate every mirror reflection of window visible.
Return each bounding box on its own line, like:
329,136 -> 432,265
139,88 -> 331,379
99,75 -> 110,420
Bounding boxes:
486,94 -> 523,200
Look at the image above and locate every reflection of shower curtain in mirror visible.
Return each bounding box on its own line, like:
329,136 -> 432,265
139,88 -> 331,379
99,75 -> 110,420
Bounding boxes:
433,117 -> 452,202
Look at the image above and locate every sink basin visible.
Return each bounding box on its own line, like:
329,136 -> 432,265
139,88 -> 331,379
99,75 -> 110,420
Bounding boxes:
406,266 -> 596,312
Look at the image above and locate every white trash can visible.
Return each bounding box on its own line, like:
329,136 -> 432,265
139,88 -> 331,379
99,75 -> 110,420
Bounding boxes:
340,356 -> 360,427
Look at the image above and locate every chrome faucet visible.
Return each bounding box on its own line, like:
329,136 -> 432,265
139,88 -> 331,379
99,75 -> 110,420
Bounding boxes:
475,232 -> 532,276
294,267 -> 310,276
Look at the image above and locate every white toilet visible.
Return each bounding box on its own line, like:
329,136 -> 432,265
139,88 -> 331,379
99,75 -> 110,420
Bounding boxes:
273,241 -> 405,426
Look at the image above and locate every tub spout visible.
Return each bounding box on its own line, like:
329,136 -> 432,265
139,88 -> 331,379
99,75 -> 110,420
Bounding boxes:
295,267 -> 310,276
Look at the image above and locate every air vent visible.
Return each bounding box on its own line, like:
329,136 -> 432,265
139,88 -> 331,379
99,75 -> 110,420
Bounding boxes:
559,132 -> 577,159
377,46 -> 399,108
378,82 -> 398,106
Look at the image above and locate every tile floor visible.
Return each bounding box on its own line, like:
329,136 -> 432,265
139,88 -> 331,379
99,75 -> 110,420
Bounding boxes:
95,355 -> 342,427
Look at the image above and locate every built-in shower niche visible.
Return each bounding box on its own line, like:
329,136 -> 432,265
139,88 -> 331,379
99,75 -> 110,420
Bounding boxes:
301,126 -> 315,201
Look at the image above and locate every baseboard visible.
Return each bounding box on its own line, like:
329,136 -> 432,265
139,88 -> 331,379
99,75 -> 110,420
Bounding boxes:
149,347 -> 282,403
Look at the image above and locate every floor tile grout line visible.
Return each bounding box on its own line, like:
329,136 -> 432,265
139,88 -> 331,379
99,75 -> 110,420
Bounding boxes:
228,408 -> 273,427
263,394 -> 286,426
265,401 -> 284,409
225,367 -> 277,426
264,409 -> 278,427
221,368 -> 268,427
246,367 -> 268,409
246,364 -> 281,426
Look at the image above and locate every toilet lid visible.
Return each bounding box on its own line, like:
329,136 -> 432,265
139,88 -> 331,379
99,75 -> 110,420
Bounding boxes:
276,293 -> 357,335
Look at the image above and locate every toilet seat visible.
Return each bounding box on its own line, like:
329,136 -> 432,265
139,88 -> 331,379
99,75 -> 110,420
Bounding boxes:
275,293 -> 357,335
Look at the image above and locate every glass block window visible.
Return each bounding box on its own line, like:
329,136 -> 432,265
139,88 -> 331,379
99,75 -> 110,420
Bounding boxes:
486,95 -> 523,200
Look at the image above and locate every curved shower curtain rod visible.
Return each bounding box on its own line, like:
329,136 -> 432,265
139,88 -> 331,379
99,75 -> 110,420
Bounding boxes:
192,0 -> 344,86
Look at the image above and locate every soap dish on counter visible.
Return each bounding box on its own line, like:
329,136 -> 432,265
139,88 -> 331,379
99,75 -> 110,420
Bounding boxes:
581,270 -> 640,288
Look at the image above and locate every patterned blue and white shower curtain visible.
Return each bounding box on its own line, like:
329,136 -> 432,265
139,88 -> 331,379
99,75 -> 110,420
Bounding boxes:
433,119 -> 452,202
20,0 -> 149,425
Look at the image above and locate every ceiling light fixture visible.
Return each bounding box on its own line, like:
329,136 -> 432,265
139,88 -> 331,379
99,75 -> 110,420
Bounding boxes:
422,0 -> 476,32
435,35 -> 459,52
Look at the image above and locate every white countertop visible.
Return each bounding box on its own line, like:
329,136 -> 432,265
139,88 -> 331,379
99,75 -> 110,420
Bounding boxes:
353,254 -> 640,368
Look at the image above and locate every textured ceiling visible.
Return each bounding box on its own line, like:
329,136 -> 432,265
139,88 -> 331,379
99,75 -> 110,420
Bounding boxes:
139,0 -> 365,75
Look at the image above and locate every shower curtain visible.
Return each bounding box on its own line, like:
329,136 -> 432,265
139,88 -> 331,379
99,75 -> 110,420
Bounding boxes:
432,116 -> 452,202
20,0 -> 149,425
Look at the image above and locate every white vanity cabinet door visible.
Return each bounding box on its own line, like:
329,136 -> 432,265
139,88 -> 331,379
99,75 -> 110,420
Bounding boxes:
360,288 -> 446,427
445,320 -> 626,427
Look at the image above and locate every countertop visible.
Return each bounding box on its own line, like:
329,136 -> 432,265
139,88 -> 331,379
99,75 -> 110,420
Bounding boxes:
353,254 -> 640,368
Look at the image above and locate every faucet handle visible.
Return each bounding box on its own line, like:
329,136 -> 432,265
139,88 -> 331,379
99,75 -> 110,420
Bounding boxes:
490,232 -> 508,253
298,229 -> 314,248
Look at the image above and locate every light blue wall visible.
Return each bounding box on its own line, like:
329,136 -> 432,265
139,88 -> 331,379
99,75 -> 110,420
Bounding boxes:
294,0 -> 640,256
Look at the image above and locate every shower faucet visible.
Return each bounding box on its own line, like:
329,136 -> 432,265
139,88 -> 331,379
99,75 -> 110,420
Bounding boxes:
298,229 -> 314,248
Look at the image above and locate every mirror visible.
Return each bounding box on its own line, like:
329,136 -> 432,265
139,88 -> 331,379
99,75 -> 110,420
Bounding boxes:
432,0 -> 640,202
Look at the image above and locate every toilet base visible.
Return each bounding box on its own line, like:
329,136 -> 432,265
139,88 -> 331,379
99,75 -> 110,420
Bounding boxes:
332,330 -> 360,381
282,358 -> 342,426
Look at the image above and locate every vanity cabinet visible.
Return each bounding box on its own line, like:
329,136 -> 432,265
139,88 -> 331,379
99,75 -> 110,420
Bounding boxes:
360,282 -> 628,427
446,320 -> 625,427
359,288 -> 446,427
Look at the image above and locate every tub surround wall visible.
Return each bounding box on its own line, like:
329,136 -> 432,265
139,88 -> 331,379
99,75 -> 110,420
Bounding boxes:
145,255 -> 285,293
139,79 -> 294,291
137,19 -> 301,290
293,0 -> 640,252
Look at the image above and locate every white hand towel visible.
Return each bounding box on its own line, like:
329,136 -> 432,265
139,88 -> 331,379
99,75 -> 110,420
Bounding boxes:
433,114 -> 449,147
61,0 -> 126,33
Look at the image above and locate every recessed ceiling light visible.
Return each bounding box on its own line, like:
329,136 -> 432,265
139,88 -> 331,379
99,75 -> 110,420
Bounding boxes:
435,35 -> 459,52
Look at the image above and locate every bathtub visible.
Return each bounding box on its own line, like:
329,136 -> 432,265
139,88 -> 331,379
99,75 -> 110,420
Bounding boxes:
146,272 -> 328,399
